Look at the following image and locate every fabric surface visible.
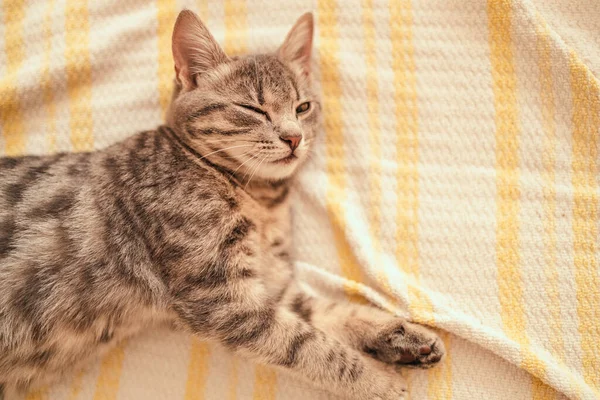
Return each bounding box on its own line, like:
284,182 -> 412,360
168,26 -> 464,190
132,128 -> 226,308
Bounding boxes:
0,0 -> 598,399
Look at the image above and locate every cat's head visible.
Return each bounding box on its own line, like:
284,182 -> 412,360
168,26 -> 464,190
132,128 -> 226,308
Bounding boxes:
167,10 -> 319,182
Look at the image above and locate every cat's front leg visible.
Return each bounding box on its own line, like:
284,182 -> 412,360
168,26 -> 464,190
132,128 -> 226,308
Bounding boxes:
288,292 -> 445,370
173,284 -> 407,399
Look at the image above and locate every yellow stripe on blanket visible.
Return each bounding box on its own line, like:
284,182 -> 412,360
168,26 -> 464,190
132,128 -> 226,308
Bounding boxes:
65,0 -> 94,152
156,0 -> 177,116
391,0 -> 434,326
488,0 -> 526,350
184,338 -> 210,400
390,0 -> 442,395
253,365 -> 277,400
318,0 -> 368,298
0,0 -> 26,156
488,2 -> 549,396
488,1 -> 561,397
224,0 -> 247,55
533,17 -> 563,400
363,0 -> 382,264
93,345 -> 125,400
536,16 -> 564,369
25,388 -> 46,400
42,0 -> 58,153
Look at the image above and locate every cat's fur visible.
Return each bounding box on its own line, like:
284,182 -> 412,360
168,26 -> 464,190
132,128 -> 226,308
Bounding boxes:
0,11 -> 444,399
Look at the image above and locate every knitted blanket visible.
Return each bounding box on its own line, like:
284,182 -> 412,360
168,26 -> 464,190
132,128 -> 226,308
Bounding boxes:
1,0 -> 598,399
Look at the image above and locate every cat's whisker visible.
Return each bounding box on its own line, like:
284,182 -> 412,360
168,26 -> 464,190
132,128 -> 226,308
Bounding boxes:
231,152 -> 260,176
217,149 -> 255,166
241,152 -> 265,186
203,138 -> 261,144
196,144 -> 253,162
203,152 -> 247,160
244,155 -> 268,190
241,154 -> 261,184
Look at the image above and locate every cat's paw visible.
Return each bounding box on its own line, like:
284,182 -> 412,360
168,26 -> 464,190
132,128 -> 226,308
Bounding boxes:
363,319 -> 445,369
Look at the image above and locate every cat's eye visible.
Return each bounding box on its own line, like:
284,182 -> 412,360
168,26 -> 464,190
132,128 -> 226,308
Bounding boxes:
238,103 -> 264,115
235,103 -> 271,122
296,102 -> 310,115
236,103 -> 269,119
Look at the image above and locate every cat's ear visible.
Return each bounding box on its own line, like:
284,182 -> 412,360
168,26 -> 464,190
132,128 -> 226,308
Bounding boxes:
277,12 -> 314,78
172,10 -> 228,89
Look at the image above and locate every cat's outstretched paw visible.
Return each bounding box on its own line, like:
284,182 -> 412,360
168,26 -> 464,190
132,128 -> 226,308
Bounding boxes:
363,319 -> 445,369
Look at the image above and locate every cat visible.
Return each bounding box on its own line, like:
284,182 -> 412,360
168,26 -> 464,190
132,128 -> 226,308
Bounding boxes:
0,10 -> 444,399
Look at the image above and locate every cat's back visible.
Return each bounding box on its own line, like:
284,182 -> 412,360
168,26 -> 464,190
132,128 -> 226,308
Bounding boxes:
0,152 -> 85,210
0,131 -> 192,387
0,151 -> 92,267
0,150 -> 101,385
0,129 -> 240,327
0,128 -> 241,289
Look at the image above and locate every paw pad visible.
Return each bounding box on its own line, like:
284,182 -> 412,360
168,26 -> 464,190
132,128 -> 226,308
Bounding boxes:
362,320 -> 445,370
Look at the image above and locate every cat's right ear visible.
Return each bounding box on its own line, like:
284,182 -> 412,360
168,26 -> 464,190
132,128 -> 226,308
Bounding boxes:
172,10 -> 228,89
277,13 -> 314,79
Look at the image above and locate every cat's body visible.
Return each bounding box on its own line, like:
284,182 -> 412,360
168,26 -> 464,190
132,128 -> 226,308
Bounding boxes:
0,126 -> 295,389
0,11 -> 444,399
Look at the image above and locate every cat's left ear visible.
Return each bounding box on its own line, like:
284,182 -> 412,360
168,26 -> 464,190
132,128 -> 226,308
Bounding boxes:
172,10 -> 228,89
277,12 -> 314,78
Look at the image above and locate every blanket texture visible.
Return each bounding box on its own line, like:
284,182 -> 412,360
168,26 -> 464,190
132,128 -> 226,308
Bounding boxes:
1,0 -> 599,399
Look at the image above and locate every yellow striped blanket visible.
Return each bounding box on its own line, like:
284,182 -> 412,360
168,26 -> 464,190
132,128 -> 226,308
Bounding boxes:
0,0 -> 598,399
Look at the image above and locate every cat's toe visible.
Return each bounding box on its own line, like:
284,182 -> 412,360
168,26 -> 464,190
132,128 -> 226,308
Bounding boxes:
394,337 -> 445,369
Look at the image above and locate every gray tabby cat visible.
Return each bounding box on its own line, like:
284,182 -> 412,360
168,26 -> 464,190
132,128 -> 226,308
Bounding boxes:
0,10 -> 444,399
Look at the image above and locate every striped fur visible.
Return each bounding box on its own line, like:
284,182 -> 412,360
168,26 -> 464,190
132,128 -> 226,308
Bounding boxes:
0,11 -> 443,399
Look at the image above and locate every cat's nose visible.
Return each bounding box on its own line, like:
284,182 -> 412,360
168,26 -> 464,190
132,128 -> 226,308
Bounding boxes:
280,134 -> 302,152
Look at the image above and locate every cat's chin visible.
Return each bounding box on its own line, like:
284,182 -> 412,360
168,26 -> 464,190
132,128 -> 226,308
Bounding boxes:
273,154 -> 298,165
255,157 -> 302,180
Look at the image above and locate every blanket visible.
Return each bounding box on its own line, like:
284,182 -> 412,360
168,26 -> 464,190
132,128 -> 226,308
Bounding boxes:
0,0 -> 598,398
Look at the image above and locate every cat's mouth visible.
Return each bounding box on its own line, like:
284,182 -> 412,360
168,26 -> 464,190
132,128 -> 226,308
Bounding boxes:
273,154 -> 297,164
